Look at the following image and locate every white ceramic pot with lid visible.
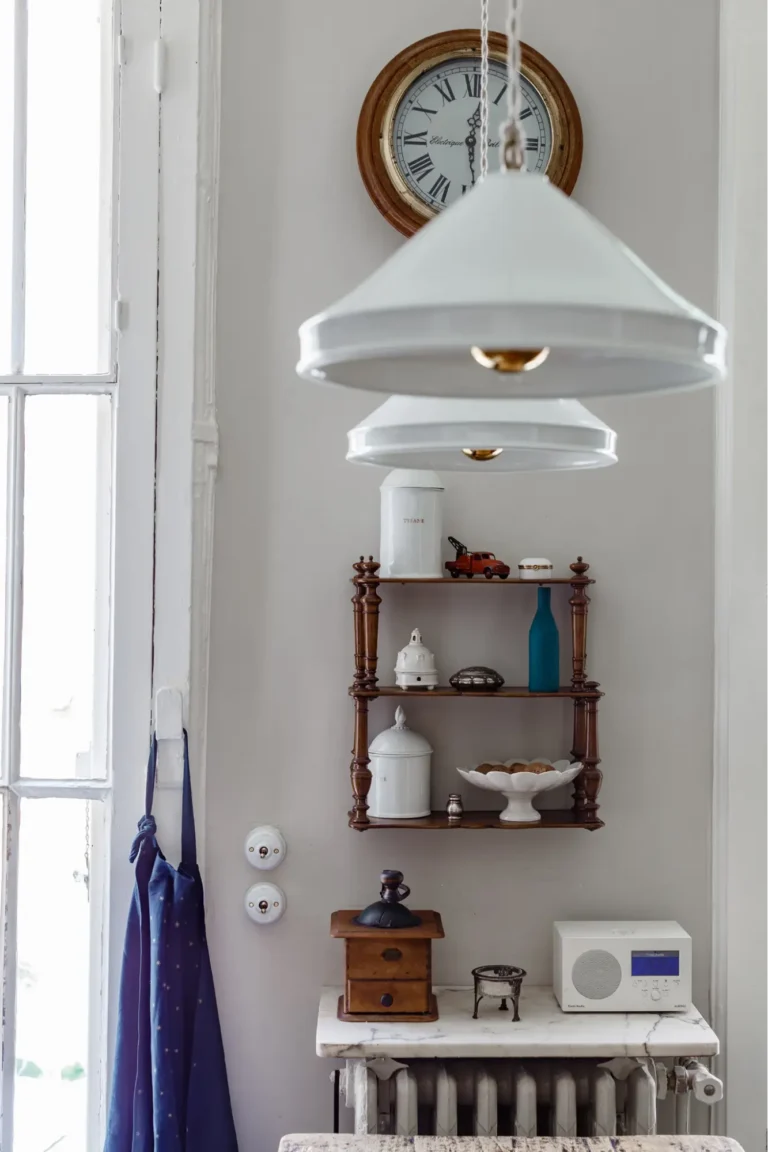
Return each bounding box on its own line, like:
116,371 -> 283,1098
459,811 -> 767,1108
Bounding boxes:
368,706 -> 432,819
380,469 -> 444,578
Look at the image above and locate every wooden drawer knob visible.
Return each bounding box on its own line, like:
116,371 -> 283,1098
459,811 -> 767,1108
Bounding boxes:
381,948 -> 402,962
380,993 -> 394,1007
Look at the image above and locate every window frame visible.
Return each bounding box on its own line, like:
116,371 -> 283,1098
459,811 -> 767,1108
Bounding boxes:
0,0 -> 215,1144
711,0 -> 767,1148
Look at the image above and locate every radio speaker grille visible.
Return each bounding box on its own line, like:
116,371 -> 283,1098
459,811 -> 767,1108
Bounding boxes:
571,949 -> 622,1000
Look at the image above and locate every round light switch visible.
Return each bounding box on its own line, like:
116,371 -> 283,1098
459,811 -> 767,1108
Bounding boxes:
245,882 -> 286,925
244,825 -> 286,871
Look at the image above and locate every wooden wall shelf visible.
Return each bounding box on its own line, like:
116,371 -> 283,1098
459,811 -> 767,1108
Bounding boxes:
353,810 -> 604,831
373,576 -> 593,586
351,686 -> 603,700
348,556 -> 602,833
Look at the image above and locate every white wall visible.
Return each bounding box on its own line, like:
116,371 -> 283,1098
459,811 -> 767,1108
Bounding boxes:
208,3 -> 719,1148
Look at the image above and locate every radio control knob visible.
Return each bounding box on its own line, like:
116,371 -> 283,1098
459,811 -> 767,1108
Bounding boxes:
651,989 -> 661,1002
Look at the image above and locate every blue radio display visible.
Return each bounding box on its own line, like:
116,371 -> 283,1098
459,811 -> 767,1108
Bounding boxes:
631,950 -> 680,977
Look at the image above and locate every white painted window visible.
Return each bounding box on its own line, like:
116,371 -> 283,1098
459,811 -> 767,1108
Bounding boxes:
0,0 -> 205,1146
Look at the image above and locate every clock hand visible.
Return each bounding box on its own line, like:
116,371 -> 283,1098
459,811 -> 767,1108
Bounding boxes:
466,134 -> 476,186
465,100 -> 482,185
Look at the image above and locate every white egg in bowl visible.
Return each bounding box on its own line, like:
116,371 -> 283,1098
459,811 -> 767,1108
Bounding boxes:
456,759 -> 583,824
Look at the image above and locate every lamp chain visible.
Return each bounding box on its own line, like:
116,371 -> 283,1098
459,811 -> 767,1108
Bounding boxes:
501,0 -> 525,170
480,0 -> 490,179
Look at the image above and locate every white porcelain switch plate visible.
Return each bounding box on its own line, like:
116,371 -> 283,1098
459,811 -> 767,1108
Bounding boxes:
245,882 -> 286,925
244,824 -> 286,870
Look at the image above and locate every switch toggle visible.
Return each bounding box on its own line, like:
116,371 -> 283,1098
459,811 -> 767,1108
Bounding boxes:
245,825 -> 287,871
245,882 -> 286,925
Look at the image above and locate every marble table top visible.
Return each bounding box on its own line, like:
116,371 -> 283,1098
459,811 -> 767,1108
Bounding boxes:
317,987 -> 719,1060
280,1136 -> 743,1152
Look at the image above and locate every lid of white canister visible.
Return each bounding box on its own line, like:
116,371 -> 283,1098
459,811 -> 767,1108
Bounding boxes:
369,706 -> 432,757
380,469 -> 444,491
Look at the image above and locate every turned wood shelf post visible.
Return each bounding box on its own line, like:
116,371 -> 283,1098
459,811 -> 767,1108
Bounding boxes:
582,680 -> 603,824
350,557 -> 381,828
361,558 -> 381,689
351,557 -> 367,689
569,557 -> 592,821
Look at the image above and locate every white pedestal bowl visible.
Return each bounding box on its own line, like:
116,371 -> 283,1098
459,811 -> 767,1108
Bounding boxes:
457,759 -> 583,823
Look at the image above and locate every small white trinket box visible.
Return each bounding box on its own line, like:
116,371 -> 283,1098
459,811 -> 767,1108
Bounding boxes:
518,556 -> 554,580
395,628 -> 439,689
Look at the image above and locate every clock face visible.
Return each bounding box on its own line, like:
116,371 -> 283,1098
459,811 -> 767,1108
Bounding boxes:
390,57 -> 552,213
358,32 -> 583,237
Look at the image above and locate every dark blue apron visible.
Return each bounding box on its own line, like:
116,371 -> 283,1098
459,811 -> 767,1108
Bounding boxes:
105,733 -> 238,1152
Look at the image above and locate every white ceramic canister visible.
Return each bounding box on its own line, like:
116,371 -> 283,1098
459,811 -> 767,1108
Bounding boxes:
380,469 -> 444,578
368,706 -> 432,819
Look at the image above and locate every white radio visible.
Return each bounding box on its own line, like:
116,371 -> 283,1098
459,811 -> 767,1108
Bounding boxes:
553,921 -> 692,1013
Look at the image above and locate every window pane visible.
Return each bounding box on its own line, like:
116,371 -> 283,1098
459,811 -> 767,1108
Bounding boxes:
14,797 -> 98,1152
20,395 -> 111,779
0,0 -> 14,372
24,0 -> 113,373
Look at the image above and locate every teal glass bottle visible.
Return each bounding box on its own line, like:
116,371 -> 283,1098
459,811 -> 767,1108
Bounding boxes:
528,587 -> 560,692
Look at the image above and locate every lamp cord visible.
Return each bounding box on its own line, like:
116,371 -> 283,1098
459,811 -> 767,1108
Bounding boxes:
480,0 -> 490,180
501,0 -> 525,170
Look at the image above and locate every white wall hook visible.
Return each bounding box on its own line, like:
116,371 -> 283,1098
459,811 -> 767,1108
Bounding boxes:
154,688 -> 185,787
245,882 -> 286,925
245,825 -> 286,870
155,687 -> 184,740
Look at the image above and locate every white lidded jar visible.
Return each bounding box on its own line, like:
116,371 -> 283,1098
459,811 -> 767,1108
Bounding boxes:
369,706 -> 432,819
380,469 -> 444,578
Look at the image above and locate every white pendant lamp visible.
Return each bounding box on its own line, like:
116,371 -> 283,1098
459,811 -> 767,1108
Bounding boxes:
347,395 -> 617,472
298,1 -> 726,401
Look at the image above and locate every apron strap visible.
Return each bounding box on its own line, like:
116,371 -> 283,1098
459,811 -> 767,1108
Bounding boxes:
145,734 -> 158,816
180,730 -> 197,868
129,736 -> 159,862
133,732 -> 197,868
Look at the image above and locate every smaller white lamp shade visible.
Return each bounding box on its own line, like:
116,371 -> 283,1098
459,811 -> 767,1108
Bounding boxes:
348,396 -> 618,472
298,170 -> 726,400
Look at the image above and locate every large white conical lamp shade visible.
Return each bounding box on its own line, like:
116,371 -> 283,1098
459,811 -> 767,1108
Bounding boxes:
298,169 -> 726,399
347,396 -> 617,472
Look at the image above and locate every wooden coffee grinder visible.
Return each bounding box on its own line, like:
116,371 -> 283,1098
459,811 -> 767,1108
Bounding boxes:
331,869 -> 444,1022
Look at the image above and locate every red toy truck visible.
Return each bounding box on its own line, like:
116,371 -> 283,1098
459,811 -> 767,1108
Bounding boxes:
445,537 -> 511,579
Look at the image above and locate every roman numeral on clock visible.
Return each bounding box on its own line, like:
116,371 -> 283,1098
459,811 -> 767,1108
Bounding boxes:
433,78 -> 455,104
493,83 -> 508,105
520,107 -> 533,120
428,174 -> 451,203
526,137 -> 539,150
412,102 -> 437,119
408,153 -> 434,182
464,73 -> 481,98
404,130 -> 428,147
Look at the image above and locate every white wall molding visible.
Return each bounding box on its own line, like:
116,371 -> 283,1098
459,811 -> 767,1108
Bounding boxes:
188,0 -> 223,874
711,0 -> 767,1145
150,0 -> 221,867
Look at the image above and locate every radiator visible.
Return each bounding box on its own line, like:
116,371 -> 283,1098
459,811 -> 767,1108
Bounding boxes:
340,1058 -> 658,1138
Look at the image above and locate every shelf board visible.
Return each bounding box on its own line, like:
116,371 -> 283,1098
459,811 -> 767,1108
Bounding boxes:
351,809 -> 604,831
368,577 -> 593,585
350,685 -> 602,699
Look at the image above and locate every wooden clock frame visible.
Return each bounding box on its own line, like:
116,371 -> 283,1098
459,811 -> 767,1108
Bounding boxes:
357,29 -> 584,238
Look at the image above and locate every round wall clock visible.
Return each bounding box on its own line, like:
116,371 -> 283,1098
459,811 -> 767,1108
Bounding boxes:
357,29 -> 583,237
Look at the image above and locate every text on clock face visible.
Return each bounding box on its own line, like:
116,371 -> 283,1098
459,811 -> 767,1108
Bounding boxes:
392,57 -> 553,211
